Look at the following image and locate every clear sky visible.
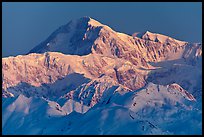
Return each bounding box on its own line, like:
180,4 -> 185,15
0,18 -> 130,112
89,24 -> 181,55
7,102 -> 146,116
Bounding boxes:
2,2 -> 202,57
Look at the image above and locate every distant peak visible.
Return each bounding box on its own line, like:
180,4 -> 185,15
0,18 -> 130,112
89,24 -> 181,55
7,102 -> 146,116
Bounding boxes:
89,18 -> 103,27
133,31 -> 187,46
143,31 -> 158,36
73,16 -> 103,27
145,31 -> 151,34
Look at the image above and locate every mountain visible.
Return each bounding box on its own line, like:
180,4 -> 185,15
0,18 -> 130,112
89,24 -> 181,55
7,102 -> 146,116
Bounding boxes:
29,17 -> 201,65
29,16 -> 106,55
2,17 -> 202,135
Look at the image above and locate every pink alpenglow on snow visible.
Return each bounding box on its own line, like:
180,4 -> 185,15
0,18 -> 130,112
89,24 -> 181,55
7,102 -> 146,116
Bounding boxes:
2,17 -> 202,135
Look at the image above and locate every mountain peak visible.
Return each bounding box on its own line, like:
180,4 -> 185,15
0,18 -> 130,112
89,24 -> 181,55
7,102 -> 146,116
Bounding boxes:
88,17 -> 104,27
145,30 -> 151,34
134,31 -> 187,46
73,16 -> 104,27
29,16 -> 106,55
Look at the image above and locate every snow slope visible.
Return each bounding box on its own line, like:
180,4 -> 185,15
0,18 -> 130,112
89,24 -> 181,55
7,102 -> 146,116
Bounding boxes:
2,83 -> 201,135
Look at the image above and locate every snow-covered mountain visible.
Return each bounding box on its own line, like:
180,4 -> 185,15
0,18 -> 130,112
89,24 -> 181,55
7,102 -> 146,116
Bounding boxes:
2,17 -> 202,135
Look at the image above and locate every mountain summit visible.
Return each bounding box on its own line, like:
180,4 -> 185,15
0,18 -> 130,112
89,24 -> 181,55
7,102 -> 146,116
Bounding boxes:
29,17 -> 109,55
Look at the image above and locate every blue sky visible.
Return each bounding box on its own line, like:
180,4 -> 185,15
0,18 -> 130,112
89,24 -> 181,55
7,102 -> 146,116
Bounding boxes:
2,2 -> 202,57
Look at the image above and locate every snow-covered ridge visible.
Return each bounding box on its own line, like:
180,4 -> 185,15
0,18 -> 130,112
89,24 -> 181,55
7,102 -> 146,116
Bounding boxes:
29,17 -> 193,63
168,83 -> 196,101
135,31 -> 187,46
